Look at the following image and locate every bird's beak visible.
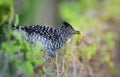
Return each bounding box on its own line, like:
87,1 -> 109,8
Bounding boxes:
74,31 -> 80,34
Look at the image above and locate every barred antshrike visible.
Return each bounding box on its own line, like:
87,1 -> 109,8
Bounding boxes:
8,22 -> 80,57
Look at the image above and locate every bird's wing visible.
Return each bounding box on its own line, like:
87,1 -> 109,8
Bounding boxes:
20,25 -> 58,41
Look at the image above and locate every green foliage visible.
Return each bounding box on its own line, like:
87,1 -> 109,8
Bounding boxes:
101,32 -> 117,67
60,0 -> 118,66
104,32 -> 117,50
0,0 -> 119,77
0,28 -> 45,76
82,45 -> 97,60
0,1 -> 45,76
0,0 -> 14,23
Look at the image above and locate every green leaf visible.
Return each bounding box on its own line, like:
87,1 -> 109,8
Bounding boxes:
75,32 -> 82,45
102,52 -> 113,67
83,45 -> 97,60
12,30 -> 23,43
17,61 -> 34,77
33,58 -> 46,65
2,42 -> 20,60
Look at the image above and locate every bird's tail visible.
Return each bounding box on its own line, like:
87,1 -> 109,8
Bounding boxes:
4,21 -> 21,29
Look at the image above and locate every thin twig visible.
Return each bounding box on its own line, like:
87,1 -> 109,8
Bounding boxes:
56,52 -> 59,77
60,57 -> 65,76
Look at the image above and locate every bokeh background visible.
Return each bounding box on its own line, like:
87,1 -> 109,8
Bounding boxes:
0,0 -> 120,77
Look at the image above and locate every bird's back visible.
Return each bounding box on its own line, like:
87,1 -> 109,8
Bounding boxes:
13,24 -> 64,49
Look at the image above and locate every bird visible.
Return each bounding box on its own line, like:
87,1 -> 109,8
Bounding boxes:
6,21 -> 80,57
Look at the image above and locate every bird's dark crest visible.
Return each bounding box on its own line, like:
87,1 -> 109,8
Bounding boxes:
62,21 -> 72,27
61,21 -> 74,30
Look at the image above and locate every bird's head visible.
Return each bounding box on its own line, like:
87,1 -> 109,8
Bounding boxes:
61,21 -> 80,35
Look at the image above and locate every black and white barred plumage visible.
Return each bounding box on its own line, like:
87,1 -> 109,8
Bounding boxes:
9,22 -> 80,57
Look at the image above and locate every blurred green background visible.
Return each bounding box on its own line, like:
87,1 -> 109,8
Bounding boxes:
0,0 -> 120,77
